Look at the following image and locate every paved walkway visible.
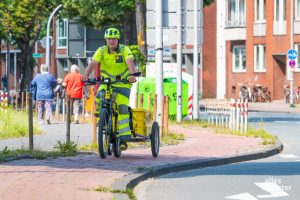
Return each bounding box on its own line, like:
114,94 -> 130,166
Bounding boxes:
1,101 -> 290,200
0,121 -> 270,200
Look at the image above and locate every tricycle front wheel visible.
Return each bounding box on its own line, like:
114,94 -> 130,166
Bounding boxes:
150,121 -> 160,157
98,108 -> 110,158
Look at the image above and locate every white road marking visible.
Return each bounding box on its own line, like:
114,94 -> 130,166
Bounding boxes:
274,121 -> 288,123
255,182 -> 289,198
279,154 -> 299,159
225,193 -> 258,200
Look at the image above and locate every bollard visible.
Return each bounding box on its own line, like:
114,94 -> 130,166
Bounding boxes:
91,92 -> 97,144
21,92 -> 25,111
244,99 -> 248,133
236,99 -> 240,131
55,93 -> 60,120
27,92 -> 34,150
153,94 -> 157,122
229,98 -> 234,131
148,94 -> 151,111
66,95 -> 71,142
240,99 -> 244,133
139,93 -> 144,109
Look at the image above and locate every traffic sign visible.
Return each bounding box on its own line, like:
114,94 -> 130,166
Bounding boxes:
32,53 -> 43,59
289,59 -> 296,68
287,49 -> 297,60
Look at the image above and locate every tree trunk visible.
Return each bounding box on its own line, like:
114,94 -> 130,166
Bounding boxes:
123,11 -> 132,45
135,0 -> 147,57
19,41 -> 34,91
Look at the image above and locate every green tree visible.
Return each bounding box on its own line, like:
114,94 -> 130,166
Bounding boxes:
62,0 -> 135,44
0,0 -> 61,90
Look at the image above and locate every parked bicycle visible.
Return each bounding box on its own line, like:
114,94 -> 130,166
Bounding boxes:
252,84 -> 271,102
284,85 -> 300,104
238,83 -> 250,101
283,84 -> 290,103
83,72 -> 160,159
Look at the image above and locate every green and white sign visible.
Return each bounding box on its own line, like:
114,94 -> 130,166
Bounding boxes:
32,53 -> 43,58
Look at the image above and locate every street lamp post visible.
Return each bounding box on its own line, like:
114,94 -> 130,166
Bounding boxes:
46,4 -> 63,69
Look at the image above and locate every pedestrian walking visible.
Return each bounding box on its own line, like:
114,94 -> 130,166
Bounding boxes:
30,64 -> 57,124
63,64 -> 84,124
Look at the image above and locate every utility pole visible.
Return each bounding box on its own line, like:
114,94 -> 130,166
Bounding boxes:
193,0 -> 199,119
155,0 -> 163,132
199,0 -> 203,99
6,35 -> 10,95
46,4 -> 62,69
177,0 -> 183,122
290,0 -> 294,107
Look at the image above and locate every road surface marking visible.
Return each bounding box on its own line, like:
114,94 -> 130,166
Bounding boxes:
225,193 -> 258,200
274,121 -> 288,123
255,182 -> 289,198
279,154 -> 299,159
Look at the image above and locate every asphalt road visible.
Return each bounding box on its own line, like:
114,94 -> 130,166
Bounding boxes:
134,112 -> 300,200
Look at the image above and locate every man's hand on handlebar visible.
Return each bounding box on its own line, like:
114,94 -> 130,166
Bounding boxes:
128,76 -> 136,83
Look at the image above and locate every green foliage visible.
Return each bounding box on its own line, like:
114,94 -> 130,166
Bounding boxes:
161,132 -> 185,145
129,45 -> 146,76
79,143 -> 98,151
0,147 -> 78,163
0,109 -> 42,139
1,146 -> 10,154
92,186 -> 136,200
61,0 -> 135,28
176,119 -> 276,145
0,0 -> 61,41
204,0 -> 215,7
0,0 -> 62,89
54,140 -> 78,153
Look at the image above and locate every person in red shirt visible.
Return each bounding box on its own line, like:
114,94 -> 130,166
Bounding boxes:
63,64 -> 84,124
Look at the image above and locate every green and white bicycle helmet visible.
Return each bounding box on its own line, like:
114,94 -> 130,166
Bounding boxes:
104,28 -> 120,39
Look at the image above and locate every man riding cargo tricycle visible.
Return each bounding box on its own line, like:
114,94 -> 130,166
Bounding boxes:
83,72 -> 160,158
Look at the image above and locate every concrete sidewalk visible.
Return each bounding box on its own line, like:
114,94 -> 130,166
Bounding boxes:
0,123 -> 282,200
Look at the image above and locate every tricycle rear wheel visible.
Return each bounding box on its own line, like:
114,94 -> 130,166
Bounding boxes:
150,121 -> 160,157
113,137 -> 121,158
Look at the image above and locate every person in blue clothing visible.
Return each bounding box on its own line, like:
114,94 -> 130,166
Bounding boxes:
31,64 -> 56,124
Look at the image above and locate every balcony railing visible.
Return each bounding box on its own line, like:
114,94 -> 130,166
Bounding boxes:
225,20 -> 246,28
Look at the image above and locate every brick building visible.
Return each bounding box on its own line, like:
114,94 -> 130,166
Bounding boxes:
210,0 -> 300,100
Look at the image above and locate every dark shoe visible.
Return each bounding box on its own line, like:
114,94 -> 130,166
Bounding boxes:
119,141 -> 128,151
74,120 -> 79,124
46,120 -> 50,124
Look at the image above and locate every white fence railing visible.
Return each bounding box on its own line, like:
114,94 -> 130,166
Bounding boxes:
202,98 -> 248,133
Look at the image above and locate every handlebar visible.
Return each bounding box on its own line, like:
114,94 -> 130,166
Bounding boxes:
83,72 -> 141,86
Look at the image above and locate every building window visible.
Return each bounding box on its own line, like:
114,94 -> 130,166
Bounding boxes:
255,0 -> 266,22
232,45 -> 246,72
274,0 -> 286,21
58,19 -> 68,48
254,45 -> 266,72
296,44 -> 300,71
226,0 -> 246,27
62,59 -> 68,71
296,0 -> 300,19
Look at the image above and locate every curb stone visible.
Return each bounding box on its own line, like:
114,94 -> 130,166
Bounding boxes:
112,139 -> 283,200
